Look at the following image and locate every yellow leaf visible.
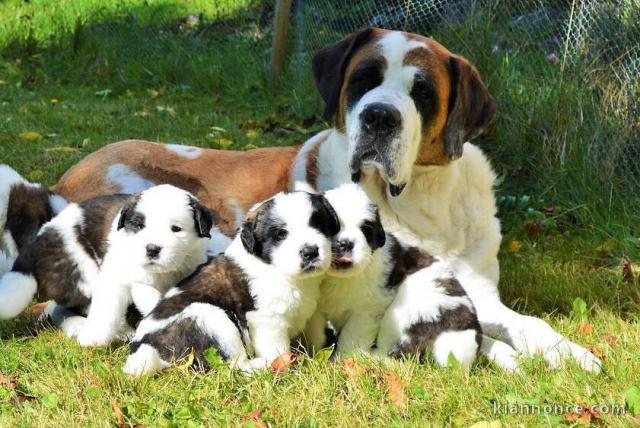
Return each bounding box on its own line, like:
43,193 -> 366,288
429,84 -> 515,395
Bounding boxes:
246,130 -> 260,139
50,98 -> 59,105
45,146 -> 80,153
20,131 -> 42,141
18,105 -> 28,114
214,138 -> 233,148
0,80 -> 6,86
508,240 -> 522,253
244,143 -> 259,150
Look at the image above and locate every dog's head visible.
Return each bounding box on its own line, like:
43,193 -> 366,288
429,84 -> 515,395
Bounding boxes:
313,28 -> 496,196
239,191 -> 339,278
116,184 -> 214,272
323,183 -> 385,277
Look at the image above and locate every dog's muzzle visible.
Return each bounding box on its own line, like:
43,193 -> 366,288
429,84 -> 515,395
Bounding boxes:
349,103 -> 407,197
331,239 -> 355,270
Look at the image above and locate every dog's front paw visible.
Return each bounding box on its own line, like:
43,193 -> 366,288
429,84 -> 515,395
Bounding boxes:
509,316 -> 601,373
76,325 -> 114,347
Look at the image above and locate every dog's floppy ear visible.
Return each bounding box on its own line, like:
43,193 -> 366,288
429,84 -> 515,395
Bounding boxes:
444,55 -> 496,161
188,196 -> 214,239
240,217 -> 261,257
361,207 -> 386,251
117,198 -> 138,231
309,194 -> 340,238
312,27 -> 376,120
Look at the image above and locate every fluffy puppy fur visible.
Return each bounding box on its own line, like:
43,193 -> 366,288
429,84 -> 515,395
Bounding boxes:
0,165 -> 68,276
0,184 -> 213,347
306,184 -> 481,367
123,191 -> 339,376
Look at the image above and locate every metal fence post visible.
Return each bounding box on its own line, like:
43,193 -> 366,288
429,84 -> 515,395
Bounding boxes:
270,0 -> 293,85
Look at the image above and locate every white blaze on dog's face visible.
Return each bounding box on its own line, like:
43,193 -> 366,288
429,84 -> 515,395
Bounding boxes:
312,28 -> 496,196
240,192 -> 339,278
115,184 -> 213,273
323,184 -> 385,277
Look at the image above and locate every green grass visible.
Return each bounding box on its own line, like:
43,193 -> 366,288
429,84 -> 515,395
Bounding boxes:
1,0 -> 639,426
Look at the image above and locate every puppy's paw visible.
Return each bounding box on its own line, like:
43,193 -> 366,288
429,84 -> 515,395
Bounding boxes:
60,316 -> 87,338
123,344 -> 168,376
76,326 -> 114,347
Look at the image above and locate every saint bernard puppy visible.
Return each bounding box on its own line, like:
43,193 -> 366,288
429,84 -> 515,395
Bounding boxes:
123,191 -> 338,376
52,28 -> 599,372
0,165 -> 68,276
306,183 -> 484,368
0,184 -> 213,347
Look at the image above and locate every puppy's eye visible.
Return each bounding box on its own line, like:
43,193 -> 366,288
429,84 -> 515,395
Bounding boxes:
411,77 -> 432,99
131,221 -> 144,231
171,225 -> 183,233
272,229 -> 288,242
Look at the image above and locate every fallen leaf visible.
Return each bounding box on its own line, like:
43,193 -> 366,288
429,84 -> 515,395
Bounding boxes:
508,240 -> 522,253
212,138 -> 233,148
26,302 -> 49,318
384,371 -> 405,408
246,130 -> 260,139
0,374 -> 17,390
20,131 -> 43,141
578,322 -> 592,335
342,358 -> 366,378
622,255 -> 635,284
244,143 -> 259,150
563,412 -> 591,425
602,334 -> 617,347
111,400 -> 125,426
50,98 -> 58,106
270,352 -> 299,373
45,146 -> 80,154
240,409 -> 268,428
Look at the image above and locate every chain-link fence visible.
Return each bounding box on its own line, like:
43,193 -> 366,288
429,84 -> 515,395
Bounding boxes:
292,0 -> 639,189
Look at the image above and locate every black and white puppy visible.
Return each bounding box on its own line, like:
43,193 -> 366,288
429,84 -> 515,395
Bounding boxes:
0,165 -> 68,276
0,184 -> 213,347
123,191 -> 339,376
306,184 -> 482,367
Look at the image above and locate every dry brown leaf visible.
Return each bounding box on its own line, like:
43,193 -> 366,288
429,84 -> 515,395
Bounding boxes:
622,255 -> 635,284
240,409 -> 269,428
384,371 -> 405,408
26,302 -> 49,318
563,412 -> 591,425
270,352 -> 299,373
602,334 -> 618,347
342,358 -> 366,378
578,322 -> 593,335
0,374 -> 17,390
111,400 -> 125,426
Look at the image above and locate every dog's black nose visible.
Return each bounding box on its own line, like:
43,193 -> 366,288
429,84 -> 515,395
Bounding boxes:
336,239 -> 354,254
300,245 -> 319,263
146,244 -> 162,259
361,103 -> 401,135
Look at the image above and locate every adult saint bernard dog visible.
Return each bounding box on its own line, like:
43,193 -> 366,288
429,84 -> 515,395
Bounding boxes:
53,28 -> 600,372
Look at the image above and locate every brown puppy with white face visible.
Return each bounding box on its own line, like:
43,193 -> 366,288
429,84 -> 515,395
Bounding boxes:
54,28 -> 599,372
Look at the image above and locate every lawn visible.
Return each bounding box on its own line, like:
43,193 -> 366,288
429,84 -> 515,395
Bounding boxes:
0,0 -> 639,426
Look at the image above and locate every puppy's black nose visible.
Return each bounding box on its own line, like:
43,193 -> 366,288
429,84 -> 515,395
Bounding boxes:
335,239 -> 354,255
300,245 -> 319,263
146,244 -> 162,259
361,103 -> 401,135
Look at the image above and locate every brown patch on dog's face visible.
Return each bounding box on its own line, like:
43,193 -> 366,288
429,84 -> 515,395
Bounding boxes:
312,28 -> 496,177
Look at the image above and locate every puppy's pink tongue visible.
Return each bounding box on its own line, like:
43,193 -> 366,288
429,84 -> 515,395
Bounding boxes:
336,256 -> 353,264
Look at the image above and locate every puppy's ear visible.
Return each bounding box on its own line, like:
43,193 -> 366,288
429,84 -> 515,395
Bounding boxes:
363,207 -> 386,250
188,196 -> 214,239
240,218 -> 261,257
117,199 -> 138,231
309,194 -> 340,238
444,55 -> 496,161
312,27 -> 376,120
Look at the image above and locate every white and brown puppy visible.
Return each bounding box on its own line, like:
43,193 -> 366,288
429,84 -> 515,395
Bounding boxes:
0,165 -> 67,275
0,184 -> 213,346
123,191 -> 339,376
306,184 -> 481,367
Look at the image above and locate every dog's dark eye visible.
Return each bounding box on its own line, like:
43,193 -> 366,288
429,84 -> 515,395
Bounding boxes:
130,221 -> 144,231
411,76 -> 433,99
271,228 -> 288,242
171,225 -> 182,233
